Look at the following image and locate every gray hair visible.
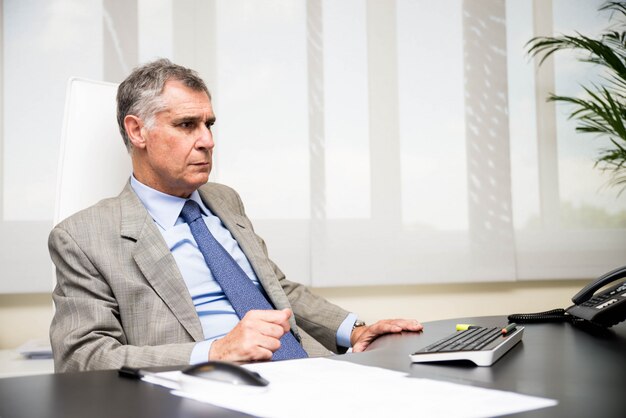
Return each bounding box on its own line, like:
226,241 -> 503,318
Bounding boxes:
116,58 -> 211,151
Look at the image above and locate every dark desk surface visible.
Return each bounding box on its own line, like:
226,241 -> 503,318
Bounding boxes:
342,316 -> 626,418
1,316 -> 625,418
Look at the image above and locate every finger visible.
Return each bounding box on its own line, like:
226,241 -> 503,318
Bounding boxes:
352,339 -> 373,353
391,319 -> 423,331
277,308 -> 293,332
245,309 -> 291,325
366,321 -> 404,335
260,309 -> 292,333
379,318 -> 419,327
255,320 -> 288,339
217,331 -> 282,361
370,319 -> 423,334
255,333 -> 282,353
233,343 -> 275,362
241,310 -> 291,336
210,335 -> 274,362
280,308 -> 293,320
246,347 -> 274,362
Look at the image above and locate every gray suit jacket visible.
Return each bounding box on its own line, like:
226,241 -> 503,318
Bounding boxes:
49,181 -> 349,372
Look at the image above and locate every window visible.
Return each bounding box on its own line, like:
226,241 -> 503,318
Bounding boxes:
2,0 -> 623,293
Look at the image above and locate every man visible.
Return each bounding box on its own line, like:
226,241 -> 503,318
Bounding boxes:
49,59 -> 422,372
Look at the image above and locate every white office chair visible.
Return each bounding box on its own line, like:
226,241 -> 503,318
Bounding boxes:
54,78 -> 131,225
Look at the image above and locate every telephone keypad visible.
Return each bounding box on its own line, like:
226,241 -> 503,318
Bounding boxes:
595,299 -> 618,310
582,294 -> 611,307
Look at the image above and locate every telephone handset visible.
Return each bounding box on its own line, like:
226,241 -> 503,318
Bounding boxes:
509,265 -> 626,328
565,265 -> 626,327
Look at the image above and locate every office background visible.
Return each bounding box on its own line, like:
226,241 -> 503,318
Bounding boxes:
1,0 -> 625,349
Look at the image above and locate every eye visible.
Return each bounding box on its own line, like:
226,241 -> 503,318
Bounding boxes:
205,121 -> 214,130
179,121 -> 193,129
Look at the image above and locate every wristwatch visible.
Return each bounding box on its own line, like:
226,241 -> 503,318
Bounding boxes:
352,319 -> 366,331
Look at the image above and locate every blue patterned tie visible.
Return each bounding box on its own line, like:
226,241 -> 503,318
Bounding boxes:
180,200 -> 308,360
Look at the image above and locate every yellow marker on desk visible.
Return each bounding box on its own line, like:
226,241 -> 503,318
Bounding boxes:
455,324 -> 481,331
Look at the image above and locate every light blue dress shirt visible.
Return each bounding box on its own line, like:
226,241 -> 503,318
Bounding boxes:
130,176 -> 356,363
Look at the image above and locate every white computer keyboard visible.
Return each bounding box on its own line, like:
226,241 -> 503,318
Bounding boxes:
409,326 -> 524,366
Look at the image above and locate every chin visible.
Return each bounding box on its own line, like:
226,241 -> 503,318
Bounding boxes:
192,176 -> 210,189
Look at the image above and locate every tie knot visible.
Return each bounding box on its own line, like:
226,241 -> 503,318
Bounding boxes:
180,200 -> 203,224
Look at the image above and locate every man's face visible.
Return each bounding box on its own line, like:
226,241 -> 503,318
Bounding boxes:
133,80 -> 216,198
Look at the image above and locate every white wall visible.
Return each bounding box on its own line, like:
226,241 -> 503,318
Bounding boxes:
0,293 -> 53,349
313,280 -> 589,325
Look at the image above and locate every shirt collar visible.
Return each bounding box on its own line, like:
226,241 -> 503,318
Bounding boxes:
130,175 -> 208,229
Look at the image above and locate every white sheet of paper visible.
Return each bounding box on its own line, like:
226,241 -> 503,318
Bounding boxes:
145,358 -> 556,418
16,339 -> 53,359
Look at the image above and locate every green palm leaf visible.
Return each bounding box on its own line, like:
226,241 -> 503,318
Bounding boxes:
527,1 -> 626,194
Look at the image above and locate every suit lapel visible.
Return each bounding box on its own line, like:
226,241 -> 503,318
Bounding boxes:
119,183 -> 204,342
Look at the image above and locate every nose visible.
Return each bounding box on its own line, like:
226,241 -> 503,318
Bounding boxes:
196,124 -> 215,150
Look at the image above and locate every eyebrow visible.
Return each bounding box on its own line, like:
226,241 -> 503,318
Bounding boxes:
172,115 -> 216,125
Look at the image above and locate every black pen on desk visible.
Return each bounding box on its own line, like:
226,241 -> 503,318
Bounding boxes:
119,366 -> 154,379
501,323 -> 517,335
118,366 -> 180,385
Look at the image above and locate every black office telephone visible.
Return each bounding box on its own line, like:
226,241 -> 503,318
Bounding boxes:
509,265 -> 626,328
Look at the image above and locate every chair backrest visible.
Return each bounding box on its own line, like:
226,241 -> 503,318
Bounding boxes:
54,78 -> 132,225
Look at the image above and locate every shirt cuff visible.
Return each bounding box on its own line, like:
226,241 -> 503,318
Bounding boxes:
336,312 -> 358,348
190,339 -> 215,364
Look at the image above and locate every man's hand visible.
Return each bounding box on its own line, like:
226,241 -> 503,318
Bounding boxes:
350,319 -> 423,353
209,309 -> 293,362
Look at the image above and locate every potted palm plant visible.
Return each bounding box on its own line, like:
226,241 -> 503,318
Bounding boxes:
527,1 -> 626,193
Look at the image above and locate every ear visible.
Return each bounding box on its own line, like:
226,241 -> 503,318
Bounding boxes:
124,115 -> 147,149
